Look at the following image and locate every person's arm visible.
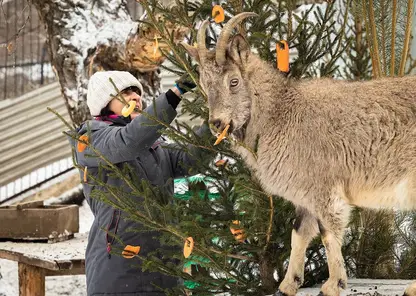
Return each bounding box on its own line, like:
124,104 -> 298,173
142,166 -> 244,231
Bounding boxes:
165,72 -> 214,178
76,91 -> 180,167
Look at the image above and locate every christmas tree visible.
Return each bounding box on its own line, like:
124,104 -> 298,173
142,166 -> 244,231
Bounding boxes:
59,1 -> 416,295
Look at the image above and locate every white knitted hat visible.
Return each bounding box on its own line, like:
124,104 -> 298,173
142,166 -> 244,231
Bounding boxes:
87,71 -> 144,116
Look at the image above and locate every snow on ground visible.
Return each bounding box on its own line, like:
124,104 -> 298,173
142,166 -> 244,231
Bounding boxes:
296,279 -> 414,296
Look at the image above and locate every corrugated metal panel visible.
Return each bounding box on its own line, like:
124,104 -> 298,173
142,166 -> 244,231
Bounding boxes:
0,82 -> 72,187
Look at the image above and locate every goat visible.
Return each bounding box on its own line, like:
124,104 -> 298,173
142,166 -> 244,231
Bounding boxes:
181,12 -> 416,296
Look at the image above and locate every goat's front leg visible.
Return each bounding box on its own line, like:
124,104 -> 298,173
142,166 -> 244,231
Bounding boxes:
275,207 -> 320,296
318,196 -> 351,296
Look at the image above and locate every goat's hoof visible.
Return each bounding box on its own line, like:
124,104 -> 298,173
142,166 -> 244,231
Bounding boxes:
404,282 -> 416,296
317,290 -> 337,296
403,282 -> 416,296
273,290 -> 288,296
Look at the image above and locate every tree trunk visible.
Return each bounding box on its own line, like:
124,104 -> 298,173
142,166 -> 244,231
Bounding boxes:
259,252 -> 279,295
31,0 -> 187,126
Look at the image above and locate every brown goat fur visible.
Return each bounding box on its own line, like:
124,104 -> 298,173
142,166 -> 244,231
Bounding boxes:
182,13 -> 416,296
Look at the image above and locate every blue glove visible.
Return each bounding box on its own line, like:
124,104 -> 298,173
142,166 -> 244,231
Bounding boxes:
174,69 -> 198,94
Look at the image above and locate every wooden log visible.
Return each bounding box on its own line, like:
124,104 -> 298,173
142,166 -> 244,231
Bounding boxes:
18,262 -> 45,296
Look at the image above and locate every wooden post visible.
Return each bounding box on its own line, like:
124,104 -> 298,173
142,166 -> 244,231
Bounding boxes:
18,263 -> 45,296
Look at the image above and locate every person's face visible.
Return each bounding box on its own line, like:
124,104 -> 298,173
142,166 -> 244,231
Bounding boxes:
108,87 -> 142,119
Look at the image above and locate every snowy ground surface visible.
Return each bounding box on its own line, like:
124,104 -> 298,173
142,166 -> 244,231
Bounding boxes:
296,279 -> 413,296
0,198 -> 413,296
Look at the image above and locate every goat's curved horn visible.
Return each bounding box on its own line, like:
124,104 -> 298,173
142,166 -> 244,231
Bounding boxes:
215,12 -> 258,66
197,20 -> 210,65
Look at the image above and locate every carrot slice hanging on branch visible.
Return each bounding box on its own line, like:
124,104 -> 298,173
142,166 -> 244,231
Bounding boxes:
276,40 -> 289,73
122,245 -> 141,259
212,5 -> 225,23
230,220 -> 246,243
83,166 -> 88,183
183,237 -> 194,258
77,135 -> 89,153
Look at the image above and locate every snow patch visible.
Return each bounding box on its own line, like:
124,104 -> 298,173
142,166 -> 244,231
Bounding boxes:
59,1 -> 138,104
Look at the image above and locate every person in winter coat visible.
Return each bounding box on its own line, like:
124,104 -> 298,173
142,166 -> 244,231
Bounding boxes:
68,70 -> 212,296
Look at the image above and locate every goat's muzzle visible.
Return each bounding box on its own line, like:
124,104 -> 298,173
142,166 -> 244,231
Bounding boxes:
209,119 -> 232,134
209,119 -> 247,142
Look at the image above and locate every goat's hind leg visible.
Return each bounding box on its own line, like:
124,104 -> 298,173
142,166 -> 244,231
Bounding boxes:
318,196 -> 350,296
275,207 -> 320,296
404,282 -> 416,296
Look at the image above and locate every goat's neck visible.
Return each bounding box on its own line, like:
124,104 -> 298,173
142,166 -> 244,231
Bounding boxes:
248,58 -> 289,113
243,58 -> 290,150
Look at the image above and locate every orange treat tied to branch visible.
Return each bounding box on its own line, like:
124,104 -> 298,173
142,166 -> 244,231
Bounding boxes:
77,134 -> 89,153
276,40 -> 289,73
122,245 -> 141,259
83,167 -> 88,183
215,159 -> 228,167
212,5 -> 225,23
183,237 -> 194,258
214,124 -> 230,145
230,220 -> 246,243
183,265 -> 192,275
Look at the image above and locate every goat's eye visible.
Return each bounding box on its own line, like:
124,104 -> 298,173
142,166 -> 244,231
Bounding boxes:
230,78 -> 239,88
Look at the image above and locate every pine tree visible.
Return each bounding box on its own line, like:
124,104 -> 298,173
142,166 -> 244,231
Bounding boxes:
61,0 -> 416,295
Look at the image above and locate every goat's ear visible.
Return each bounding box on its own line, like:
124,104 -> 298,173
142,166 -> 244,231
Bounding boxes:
180,42 -> 200,64
228,34 -> 250,67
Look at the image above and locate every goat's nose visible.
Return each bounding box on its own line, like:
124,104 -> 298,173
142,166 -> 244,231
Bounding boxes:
209,119 -> 222,131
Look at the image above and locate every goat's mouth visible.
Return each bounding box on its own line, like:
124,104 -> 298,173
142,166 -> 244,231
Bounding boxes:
230,121 -> 249,142
212,117 -> 250,144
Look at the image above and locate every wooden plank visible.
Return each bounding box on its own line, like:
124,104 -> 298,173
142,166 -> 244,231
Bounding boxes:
0,232 -> 87,271
18,262 -> 45,296
0,248 -> 59,270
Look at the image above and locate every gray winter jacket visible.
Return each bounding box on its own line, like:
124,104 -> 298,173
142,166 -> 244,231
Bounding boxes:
68,92 -> 211,296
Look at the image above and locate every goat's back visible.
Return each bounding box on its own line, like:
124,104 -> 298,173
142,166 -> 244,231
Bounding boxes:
255,76 -> 416,210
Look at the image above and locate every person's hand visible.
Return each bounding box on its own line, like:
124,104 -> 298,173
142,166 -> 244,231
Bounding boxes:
174,67 -> 198,95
